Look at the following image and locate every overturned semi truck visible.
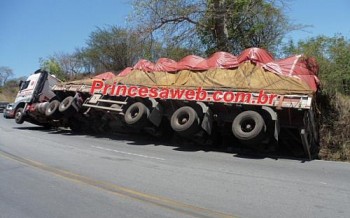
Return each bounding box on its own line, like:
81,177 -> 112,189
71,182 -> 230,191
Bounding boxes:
14,48 -> 320,159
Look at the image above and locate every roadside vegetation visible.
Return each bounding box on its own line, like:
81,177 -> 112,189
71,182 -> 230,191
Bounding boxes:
1,0 -> 349,161
0,67 -> 19,102
318,93 -> 350,161
283,36 -> 350,161
0,79 -> 20,102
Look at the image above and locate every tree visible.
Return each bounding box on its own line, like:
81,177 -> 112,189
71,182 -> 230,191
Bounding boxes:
41,26 -> 202,77
50,52 -> 85,79
129,0 -> 206,54
39,58 -> 67,81
283,35 -> 350,94
78,26 -> 147,73
129,0 -> 298,54
0,66 -> 14,86
73,48 -> 95,75
203,0 -> 294,53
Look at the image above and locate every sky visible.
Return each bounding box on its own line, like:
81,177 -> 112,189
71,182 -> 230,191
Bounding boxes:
1,0 -> 349,78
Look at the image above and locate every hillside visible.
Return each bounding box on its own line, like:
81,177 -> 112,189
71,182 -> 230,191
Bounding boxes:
0,84 -> 18,102
318,93 -> 350,161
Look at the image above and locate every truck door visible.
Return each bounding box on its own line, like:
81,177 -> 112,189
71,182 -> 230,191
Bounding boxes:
15,73 -> 41,104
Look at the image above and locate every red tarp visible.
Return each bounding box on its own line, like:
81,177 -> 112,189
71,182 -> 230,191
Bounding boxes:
177,55 -> 206,70
118,67 -> 133,77
127,47 -> 319,91
154,58 -> 178,72
94,72 -> 116,80
195,52 -> 239,70
133,59 -> 155,72
132,48 -> 275,72
264,55 -> 320,91
238,47 -> 274,64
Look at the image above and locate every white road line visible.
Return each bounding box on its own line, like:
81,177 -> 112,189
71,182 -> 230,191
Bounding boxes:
91,146 -> 165,161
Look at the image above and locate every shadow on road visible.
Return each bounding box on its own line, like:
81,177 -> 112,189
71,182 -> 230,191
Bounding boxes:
13,126 -> 311,162
14,126 -> 55,132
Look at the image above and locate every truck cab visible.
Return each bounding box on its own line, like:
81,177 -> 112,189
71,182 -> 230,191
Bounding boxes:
14,69 -> 61,125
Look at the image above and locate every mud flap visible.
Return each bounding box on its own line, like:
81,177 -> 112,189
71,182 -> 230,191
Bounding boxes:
196,102 -> 212,135
274,119 -> 280,141
308,109 -> 319,143
301,109 -> 319,160
149,103 -> 163,127
72,93 -> 83,112
201,108 -> 213,135
300,129 -> 311,160
262,106 -> 279,141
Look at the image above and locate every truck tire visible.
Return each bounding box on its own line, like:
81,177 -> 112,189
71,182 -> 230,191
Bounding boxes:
59,96 -> 75,116
124,102 -> 150,128
232,110 -> 266,144
170,106 -> 200,136
45,100 -> 61,118
15,108 -> 25,124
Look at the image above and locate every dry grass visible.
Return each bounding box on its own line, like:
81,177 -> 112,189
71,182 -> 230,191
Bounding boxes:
318,92 -> 350,161
0,89 -> 16,102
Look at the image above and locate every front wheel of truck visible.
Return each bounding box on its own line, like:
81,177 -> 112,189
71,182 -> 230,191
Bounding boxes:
15,108 -> 25,124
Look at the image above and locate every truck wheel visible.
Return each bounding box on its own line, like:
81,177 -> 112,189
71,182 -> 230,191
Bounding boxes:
15,108 -> 25,124
232,110 -> 266,144
170,106 -> 200,136
45,100 -> 61,118
59,96 -> 75,116
124,102 -> 150,128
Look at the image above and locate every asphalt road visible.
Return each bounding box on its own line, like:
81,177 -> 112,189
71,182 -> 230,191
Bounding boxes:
0,116 -> 349,218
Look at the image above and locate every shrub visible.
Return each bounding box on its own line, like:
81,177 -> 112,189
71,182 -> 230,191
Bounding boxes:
318,92 -> 350,161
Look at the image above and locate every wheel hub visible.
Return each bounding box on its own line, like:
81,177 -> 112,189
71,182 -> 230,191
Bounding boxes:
241,119 -> 255,132
131,109 -> 139,118
178,114 -> 189,125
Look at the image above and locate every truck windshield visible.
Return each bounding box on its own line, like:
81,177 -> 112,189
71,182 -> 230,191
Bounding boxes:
20,80 -> 30,90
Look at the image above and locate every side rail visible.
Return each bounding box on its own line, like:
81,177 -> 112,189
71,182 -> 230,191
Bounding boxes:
53,84 -> 313,110
82,94 -> 127,114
